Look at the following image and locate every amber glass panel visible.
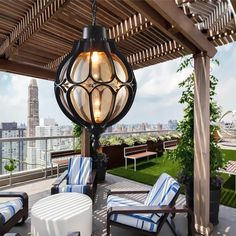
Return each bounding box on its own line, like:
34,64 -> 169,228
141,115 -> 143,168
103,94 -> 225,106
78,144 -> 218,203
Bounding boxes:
91,86 -> 113,123
60,89 -> 74,117
58,58 -> 71,84
109,86 -> 129,121
70,53 -> 89,83
70,86 -> 91,122
112,54 -> 128,82
91,52 -> 113,82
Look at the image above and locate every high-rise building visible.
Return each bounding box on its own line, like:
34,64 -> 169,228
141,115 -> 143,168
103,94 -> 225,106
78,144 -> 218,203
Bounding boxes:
157,123 -> 163,130
0,122 -> 26,174
27,79 -> 39,166
168,120 -> 178,130
27,79 -> 39,138
106,126 -> 113,133
35,118 -> 61,165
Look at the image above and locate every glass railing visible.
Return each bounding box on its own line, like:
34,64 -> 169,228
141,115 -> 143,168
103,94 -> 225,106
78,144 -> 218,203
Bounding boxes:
0,135 -> 76,176
0,130 -> 176,186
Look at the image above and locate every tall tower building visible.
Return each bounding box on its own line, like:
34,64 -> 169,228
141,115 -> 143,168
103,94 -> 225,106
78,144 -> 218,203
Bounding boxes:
27,79 -> 39,166
27,79 -> 39,138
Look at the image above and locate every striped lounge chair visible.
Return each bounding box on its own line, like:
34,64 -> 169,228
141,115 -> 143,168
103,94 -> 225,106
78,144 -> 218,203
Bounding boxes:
107,173 -> 194,236
51,156 -> 97,200
0,192 -> 28,235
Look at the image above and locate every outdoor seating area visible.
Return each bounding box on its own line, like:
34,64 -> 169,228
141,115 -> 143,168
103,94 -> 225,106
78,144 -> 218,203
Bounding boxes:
124,144 -> 157,171
0,173 -> 235,236
1,0 -> 236,235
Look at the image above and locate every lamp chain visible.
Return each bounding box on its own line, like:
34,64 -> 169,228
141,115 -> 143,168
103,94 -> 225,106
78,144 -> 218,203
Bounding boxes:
91,0 -> 97,26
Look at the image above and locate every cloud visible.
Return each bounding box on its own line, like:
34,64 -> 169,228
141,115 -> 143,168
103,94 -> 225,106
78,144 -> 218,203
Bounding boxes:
0,42 -> 235,126
216,76 -> 236,114
0,73 -> 71,125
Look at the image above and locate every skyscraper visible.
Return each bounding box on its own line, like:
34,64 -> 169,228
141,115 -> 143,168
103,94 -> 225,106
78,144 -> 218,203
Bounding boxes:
27,79 -> 39,166
27,79 -> 39,138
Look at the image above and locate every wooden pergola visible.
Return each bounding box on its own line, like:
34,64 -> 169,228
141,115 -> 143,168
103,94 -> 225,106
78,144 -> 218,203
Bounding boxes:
0,0 -> 236,234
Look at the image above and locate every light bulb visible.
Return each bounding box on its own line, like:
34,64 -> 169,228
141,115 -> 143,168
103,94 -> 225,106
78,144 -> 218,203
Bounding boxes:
93,73 -> 98,79
92,52 -> 99,64
94,99 -> 100,107
94,110 -> 101,122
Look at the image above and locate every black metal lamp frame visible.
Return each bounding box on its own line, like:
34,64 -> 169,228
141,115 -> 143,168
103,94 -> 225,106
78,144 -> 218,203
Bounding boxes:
54,1 -> 137,149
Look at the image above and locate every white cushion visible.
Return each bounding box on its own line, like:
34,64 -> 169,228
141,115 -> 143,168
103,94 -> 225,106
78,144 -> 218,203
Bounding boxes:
0,198 -> 23,224
144,173 -> 180,222
59,185 -> 88,193
67,157 -> 92,185
107,195 -> 158,232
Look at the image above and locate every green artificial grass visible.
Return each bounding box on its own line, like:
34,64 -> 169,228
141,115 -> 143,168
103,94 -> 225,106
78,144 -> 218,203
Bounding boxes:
108,154 -> 179,186
108,149 -> 236,208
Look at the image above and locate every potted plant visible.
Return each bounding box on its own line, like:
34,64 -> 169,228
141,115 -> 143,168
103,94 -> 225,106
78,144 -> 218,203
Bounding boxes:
168,57 -> 225,225
73,123 -> 82,150
3,158 -> 17,185
92,151 -> 108,182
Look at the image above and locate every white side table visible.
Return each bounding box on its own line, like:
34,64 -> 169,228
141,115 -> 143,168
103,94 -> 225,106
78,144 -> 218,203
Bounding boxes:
31,192 -> 92,236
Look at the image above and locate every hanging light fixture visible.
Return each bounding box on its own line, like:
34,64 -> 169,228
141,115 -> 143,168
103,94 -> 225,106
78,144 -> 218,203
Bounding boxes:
54,0 -> 137,149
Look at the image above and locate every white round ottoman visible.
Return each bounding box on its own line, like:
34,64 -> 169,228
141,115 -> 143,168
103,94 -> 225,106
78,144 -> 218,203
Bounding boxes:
31,192 -> 92,236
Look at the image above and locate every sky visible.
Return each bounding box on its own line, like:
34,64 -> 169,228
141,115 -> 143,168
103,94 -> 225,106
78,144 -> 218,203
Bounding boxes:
0,42 -> 235,126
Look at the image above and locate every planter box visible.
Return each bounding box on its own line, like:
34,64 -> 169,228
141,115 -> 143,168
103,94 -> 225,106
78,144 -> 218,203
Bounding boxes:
147,140 -> 164,156
101,140 -> 166,169
101,144 -> 127,169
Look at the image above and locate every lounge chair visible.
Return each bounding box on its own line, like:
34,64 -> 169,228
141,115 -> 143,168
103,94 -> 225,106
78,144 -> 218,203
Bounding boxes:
0,192 -> 28,235
51,156 -> 97,200
107,173 -> 194,236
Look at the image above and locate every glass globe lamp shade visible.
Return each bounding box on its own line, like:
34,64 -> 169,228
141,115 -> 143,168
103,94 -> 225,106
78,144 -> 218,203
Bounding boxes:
55,25 -> 137,148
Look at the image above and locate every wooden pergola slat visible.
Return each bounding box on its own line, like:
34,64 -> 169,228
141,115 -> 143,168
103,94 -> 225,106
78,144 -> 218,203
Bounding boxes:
0,2 -> 236,234
0,58 -> 55,80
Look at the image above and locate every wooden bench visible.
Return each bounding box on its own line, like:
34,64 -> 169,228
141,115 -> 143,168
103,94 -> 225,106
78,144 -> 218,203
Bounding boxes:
124,144 -> 157,171
50,149 -> 81,177
163,139 -> 178,151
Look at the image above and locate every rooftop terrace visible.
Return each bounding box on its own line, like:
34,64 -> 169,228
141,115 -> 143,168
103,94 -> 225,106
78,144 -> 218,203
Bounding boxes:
1,173 -> 235,236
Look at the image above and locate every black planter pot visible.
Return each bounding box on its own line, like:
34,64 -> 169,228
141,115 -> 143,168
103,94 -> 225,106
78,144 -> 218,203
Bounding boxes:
96,167 -> 106,182
185,183 -> 221,225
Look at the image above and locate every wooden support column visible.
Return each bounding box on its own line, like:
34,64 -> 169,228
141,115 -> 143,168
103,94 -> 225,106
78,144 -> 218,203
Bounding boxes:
194,53 -> 212,235
81,128 -> 90,157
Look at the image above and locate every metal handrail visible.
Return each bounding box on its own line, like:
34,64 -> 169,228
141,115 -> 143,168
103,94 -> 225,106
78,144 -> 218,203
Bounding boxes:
0,135 -> 74,143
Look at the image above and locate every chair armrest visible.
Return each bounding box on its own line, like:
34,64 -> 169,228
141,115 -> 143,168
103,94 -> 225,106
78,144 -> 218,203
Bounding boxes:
108,205 -> 194,236
108,205 -> 169,216
0,192 -> 28,210
108,205 -> 192,215
0,192 -> 27,199
52,170 -> 68,186
107,189 -> 150,197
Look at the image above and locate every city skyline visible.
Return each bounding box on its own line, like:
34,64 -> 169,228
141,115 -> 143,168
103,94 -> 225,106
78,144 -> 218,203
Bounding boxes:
0,42 -> 235,125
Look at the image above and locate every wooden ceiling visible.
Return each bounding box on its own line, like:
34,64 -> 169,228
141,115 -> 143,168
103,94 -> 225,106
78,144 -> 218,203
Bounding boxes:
0,0 -> 235,80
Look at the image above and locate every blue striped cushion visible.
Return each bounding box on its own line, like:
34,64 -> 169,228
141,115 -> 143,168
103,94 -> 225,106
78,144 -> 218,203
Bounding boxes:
0,198 -> 23,224
144,173 -> 180,222
59,184 -> 88,193
107,195 -> 158,232
67,156 -> 92,185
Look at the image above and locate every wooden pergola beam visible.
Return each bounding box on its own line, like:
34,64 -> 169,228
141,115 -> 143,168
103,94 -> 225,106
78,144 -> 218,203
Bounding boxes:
231,1 -> 236,13
127,40 -> 184,66
0,59 -> 55,81
123,0 -> 196,54
147,0 -> 217,57
125,0 -> 217,57
108,13 -> 152,42
194,53 -> 211,234
0,0 -> 72,57
45,13 -> 153,70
